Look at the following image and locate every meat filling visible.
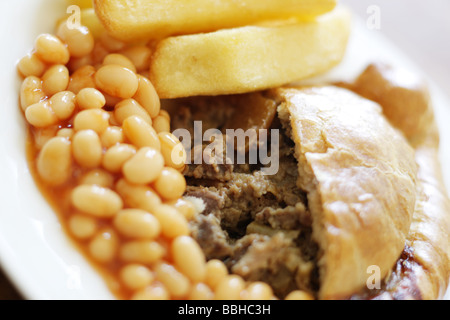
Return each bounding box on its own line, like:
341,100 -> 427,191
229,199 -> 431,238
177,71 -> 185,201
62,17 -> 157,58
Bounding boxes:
166,94 -> 319,298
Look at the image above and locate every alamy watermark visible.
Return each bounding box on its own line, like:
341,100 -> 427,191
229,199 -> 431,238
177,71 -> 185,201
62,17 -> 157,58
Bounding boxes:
367,5 -> 381,30
366,265 -> 381,290
66,5 -> 81,29
172,122 -> 280,176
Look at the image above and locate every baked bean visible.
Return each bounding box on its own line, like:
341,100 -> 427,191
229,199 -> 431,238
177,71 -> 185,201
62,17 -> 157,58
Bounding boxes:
122,147 -> 164,185
102,144 -> 136,173
153,167 -> 186,201
214,275 -> 245,300
113,209 -> 161,239
158,109 -> 170,122
119,241 -> 165,264
169,198 -> 198,220
171,236 -> 206,283
25,101 -> 58,128
205,260 -> 228,290
107,111 -> 120,126
67,65 -> 96,94
114,99 -> 152,125
155,263 -> 191,299
89,228 -> 119,263
115,179 -> 162,213
152,114 -> 170,134
79,169 -> 115,188
189,283 -> 214,300
73,109 -> 110,134
33,126 -> 59,150
17,52 -> 46,77
158,132 -> 186,171
120,264 -> 154,290
20,76 -> 46,111
100,126 -> 124,148
284,290 -> 315,300
139,70 -> 150,79
91,42 -> 110,65
95,65 -> 139,99
93,63 -> 102,70
67,55 -> 93,73
76,88 -> 106,110
131,283 -> 169,300
42,64 -> 69,96
37,136 -> 72,185
49,91 -> 76,120
152,204 -> 189,239
243,282 -> 274,300
72,129 -> 103,168
103,92 -> 122,109
57,128 -> 74,139
99,33 -> 126,52
132,76 -> 160,118
68,214 -> 97,239
71,184 -> 123,217
35,33 -> 70,65
122,115 -> 160,149
119,46 -> 152,72
57,22 -> 94,58
103,53 -> 136,73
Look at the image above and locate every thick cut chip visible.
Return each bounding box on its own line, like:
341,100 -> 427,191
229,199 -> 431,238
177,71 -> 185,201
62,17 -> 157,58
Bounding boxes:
149,6 -> 351,98
94,0 -> 336,41
80,8 -> 107,39
67,0 -> 93,9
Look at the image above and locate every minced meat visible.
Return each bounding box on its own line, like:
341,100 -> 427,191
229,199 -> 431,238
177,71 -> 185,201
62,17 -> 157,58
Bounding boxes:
164,93 -> 319,298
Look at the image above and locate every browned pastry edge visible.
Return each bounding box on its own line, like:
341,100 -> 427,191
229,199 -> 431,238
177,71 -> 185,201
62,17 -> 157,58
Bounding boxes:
349,63 -> 450,300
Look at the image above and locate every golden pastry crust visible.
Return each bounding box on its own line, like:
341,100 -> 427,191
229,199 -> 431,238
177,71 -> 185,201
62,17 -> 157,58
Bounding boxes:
273,86 -> 418,299
349,63 -> 450,300
352,62 -> 435,147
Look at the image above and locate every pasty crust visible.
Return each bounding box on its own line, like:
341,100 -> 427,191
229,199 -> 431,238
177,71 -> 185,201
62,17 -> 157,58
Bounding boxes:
273,86 -> 418,299
349,63 -> 450,300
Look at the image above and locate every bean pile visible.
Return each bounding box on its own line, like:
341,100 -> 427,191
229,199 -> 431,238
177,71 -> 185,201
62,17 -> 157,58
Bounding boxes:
17,12 -> 313,301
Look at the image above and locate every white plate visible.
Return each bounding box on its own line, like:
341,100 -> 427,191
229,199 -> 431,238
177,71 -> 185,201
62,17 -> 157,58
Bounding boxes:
0,0 -> 115,300
0,1 -> 448,300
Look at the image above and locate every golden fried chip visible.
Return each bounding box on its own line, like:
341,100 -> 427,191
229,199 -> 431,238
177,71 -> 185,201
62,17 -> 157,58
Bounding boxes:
67,0 -> 93,9
94,0 -> 336,41
150,6 -> 351,98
